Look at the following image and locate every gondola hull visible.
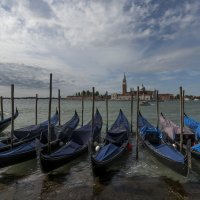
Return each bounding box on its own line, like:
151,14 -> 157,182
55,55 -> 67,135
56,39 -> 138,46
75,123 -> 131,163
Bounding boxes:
0,111 -> 59,152
138,112 -> 188,176
0,121 -> 11,133
0,148 -> 36,168
40,109 -> 103,172
91,110 -> 131,173
40,145 -> 88,172
0,112 -> 79,168
0,109 -> 19,133
140,137 -> 188,176
91,143 -> 128,174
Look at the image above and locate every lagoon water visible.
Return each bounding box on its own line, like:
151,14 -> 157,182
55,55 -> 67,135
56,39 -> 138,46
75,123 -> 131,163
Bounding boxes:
0,99 -> 200,199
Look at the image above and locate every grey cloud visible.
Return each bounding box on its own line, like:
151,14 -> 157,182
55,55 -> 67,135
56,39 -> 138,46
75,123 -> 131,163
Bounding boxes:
28,0 -> 54,18
0,63 -> 74,90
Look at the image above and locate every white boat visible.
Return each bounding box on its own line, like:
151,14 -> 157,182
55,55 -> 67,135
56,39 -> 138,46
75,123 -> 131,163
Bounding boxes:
140,101 -> 151,106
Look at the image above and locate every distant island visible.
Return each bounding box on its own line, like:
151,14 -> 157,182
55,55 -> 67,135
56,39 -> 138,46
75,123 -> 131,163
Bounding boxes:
67,90 -> 110,101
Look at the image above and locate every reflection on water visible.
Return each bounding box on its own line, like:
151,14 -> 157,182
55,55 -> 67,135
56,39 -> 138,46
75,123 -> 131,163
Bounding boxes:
93,169 -> 120,197
162,176 -> 186,200
0,100 -> 200,199
0,159 -> 38,185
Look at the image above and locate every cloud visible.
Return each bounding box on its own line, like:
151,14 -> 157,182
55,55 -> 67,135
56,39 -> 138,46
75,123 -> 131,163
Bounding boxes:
0,0 -> 200,96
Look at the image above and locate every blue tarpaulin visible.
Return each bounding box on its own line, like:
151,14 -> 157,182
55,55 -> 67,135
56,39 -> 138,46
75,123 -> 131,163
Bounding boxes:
184,115 -> 200,140
95,143 -> 121,161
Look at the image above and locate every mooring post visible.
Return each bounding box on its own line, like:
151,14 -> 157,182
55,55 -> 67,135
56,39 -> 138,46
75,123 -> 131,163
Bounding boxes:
1,96 -> 3,120
106,91 -> 108,132
156,90 -> 159,128
81,91 -> 84,127
58,89 -> 61,126
182,90 -> 185,127
136,86 -> 139,160
180,86 -> 183,152
187,139 -> 192,175
11,84 -> 14,148
48,73 -> 52,153
89,87 -> 95,156
35,94 -> 38,125
131,89 -> 133,134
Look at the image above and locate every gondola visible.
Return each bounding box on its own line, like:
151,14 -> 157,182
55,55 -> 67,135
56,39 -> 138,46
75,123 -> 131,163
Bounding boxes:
159,113 -> 195,146
91,109 -> 131,172
0,108 -> 19,133
0,110 -> 59,152
40,109 -> 103,172
138,111 -> 187,176
0,111 -> 79,168
184,113 -> 200,158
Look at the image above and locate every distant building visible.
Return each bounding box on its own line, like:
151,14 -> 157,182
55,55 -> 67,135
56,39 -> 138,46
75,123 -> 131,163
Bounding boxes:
111,73 -> 173,101
122,72 -> 127,95
159,94 -> 174,101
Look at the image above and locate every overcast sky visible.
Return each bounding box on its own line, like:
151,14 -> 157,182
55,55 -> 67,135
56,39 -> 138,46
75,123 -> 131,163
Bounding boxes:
0,0 -> 200,97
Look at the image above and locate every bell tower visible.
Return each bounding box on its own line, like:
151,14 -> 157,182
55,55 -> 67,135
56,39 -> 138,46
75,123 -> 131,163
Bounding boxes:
122,72 -> 127,95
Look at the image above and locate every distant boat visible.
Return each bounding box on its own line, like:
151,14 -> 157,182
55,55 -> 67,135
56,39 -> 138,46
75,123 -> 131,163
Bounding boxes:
184,98 -> 190,101
140,101 -> 151,106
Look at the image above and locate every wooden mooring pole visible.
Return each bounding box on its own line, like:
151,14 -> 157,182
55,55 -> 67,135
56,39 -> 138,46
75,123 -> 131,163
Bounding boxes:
11,84 -> 14,148
35,94 -> 38,125
156,90 -> 159,128
187,139 -> 192,174
81,91 -> 84,127
182,90 -> 185,123
48,73 -> 52,153
106,91 -> 108,132
88,87 -> 95,155
180,86 -> 183,152
1,96 -> 3,120
131,89 -> 133,134
136,86 -> 139,160
58,89 -> 61,126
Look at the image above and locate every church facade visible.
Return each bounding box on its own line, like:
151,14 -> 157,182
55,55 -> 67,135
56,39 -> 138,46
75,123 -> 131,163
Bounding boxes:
111,73 -> 173,101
